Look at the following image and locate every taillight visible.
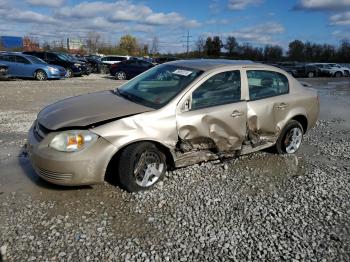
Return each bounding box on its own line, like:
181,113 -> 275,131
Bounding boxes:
111,64 -> 118,69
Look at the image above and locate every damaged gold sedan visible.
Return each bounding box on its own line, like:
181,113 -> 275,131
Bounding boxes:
27,60 -> 319,192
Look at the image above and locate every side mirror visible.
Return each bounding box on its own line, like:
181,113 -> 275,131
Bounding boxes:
181,99 -> 190,112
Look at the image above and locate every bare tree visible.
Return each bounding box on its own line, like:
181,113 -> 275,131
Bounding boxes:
86,31 -> 101,54
195,36 -> 205,54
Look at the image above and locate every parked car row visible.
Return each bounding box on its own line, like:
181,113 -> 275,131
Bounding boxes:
0,53 -> 190,81
0,53 -> 66,80
23,51 -> 91,77
266,62 -> 350,78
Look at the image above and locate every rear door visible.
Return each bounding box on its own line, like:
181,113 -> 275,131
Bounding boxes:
245,69 -> 291,143
0,55 -> 16,76
176,70 -> 247,152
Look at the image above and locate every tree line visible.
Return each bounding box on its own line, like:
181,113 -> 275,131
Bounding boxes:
1,32 -> 349,63
179,36 -> 350,63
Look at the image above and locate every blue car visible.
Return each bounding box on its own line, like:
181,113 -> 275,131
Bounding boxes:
0,53 -> 66,80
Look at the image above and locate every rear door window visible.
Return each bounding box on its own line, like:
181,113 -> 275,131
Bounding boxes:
0,55 -> 15,62
247,70 -> 289,101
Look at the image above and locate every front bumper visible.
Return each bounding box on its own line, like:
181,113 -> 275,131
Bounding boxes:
47,70 -> 66,79
27,125 -> 117,186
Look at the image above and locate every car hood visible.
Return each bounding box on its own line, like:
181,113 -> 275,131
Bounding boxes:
37,90 -> 154,130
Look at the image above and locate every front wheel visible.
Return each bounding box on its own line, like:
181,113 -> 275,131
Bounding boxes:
35,70 -> 47,81
116,71 -> 127,80
117,142 -> 167,192
275,120 -> 304,154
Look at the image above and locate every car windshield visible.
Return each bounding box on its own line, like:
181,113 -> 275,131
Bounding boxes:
56,54 -> 71,61
115,64 -> 203,109
27,56 -> 47,65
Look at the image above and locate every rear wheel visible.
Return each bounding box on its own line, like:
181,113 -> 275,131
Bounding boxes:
335,71 -> 342,78
116,71 -> 127,80
117,142 -> 167,192
275,120 -> 303,154
35,70 -> 47,81
307,71 -> 315,78
66,68 -> 73,78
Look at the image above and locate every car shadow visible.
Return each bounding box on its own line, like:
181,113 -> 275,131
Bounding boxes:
101,75 -> 118,80
17,150 -> 92,192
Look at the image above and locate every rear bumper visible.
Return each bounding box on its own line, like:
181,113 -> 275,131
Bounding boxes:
27,125 -> 117,186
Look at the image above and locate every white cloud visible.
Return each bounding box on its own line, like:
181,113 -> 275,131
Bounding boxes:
206,18 -> 230,25
26,0 -> 64,8
209,0 -> 220,13
55,1 -> 200,27
295,0 -> 350,11
330,11 -> 350,25
4,10 -> 58,23
228,0 -> 263,10
208,22 -> 285,45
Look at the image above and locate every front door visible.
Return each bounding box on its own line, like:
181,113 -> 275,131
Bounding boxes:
176,70 -> 247,152
14,56 -> 32,77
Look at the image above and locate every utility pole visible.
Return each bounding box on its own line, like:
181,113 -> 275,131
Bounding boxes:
181,30 -> 193,56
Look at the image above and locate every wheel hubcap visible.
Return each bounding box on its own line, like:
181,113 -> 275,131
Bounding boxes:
117,72 -> 126,80
37,72 -> 45,80
285,127 -> 302,154
134,151 -> 164,187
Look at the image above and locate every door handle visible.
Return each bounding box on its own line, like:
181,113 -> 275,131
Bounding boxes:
231,110 -> 244,117
276,103 -> 288,109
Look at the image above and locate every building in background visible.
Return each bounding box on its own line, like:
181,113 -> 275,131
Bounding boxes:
67,38 -> 83,52
0,36 -> 23,49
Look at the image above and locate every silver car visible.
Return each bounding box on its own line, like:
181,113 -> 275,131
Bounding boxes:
27,60 -> 319,192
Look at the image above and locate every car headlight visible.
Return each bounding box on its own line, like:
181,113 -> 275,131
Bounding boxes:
74,63 -> 81,67
49,130 -> 98,152
48,66 -> 58,71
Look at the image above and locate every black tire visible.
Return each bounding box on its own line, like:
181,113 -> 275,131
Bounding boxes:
35,69 -> 47,81
307,71 -> 315,78
275,120 -> 304,154
117,142 -> 167,192
66,68 -> 73,78
116,71 -> 127,80
335,71 -> 342,78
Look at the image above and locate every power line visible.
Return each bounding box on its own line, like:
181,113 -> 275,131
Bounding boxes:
180,30 -> 194,56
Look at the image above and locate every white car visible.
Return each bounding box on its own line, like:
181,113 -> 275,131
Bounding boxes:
316,63 -> 350,77
100,55 -> 132,65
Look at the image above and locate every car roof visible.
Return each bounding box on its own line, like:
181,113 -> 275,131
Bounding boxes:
0,52 -> 32,58
167,59 -> 255,71
105,55 -> 130,58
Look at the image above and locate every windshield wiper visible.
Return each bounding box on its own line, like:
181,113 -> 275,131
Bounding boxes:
113,89 -> 139,104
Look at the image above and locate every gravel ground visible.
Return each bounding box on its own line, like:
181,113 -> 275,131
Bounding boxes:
0,75 -> 349,261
